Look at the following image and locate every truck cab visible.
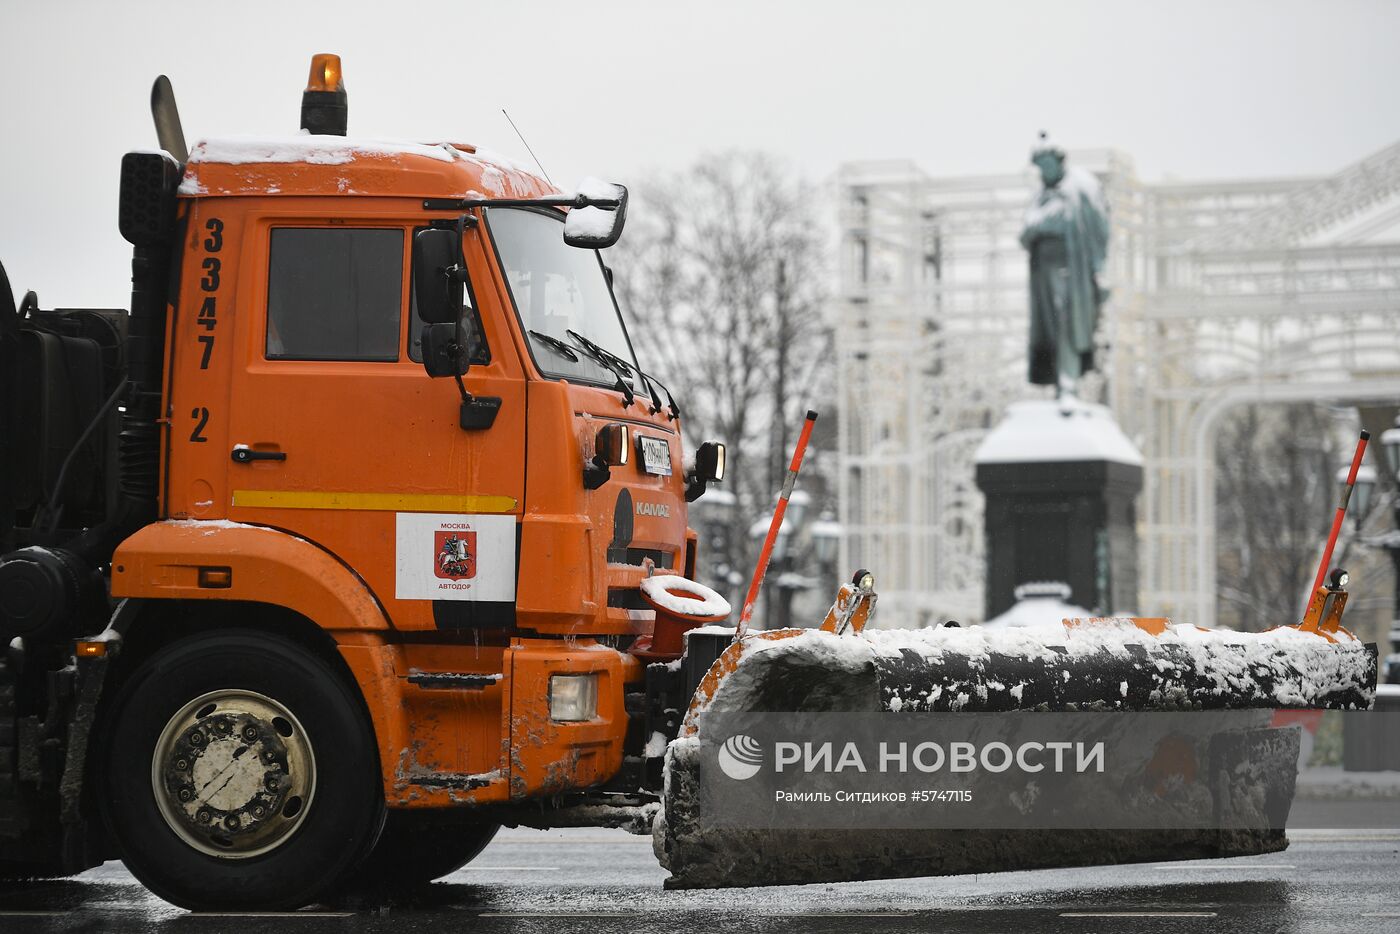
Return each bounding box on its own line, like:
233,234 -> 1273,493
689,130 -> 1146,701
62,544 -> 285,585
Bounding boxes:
0,57 -> 726,908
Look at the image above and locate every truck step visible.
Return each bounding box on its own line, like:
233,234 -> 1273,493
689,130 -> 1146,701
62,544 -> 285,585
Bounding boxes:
405,770 -> 499,790
406,670 -> 502,691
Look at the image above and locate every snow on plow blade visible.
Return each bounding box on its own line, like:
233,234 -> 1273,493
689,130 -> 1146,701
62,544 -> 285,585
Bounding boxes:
656,605 -> 1377,889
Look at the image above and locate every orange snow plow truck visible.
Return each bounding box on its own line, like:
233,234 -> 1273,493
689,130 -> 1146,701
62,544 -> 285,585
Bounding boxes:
0,56 -> 1377,910
0,56 -> 733,907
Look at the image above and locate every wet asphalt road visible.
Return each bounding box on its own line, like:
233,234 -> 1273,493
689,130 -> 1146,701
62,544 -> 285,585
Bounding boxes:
1,827 -> 1397,934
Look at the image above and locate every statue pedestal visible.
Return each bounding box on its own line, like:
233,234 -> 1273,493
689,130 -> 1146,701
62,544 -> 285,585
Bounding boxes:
974,399 -> 1143,621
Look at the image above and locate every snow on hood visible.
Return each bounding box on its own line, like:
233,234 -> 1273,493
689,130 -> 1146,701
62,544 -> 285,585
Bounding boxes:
160,518 -> 268,536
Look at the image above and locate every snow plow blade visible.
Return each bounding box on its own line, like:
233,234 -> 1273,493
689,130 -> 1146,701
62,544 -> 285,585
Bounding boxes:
655,579 -> 1377,890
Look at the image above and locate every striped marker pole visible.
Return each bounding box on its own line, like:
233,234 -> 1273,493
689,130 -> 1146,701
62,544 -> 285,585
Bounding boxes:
735,410 -> 819,640
1311,429 -> 1370,598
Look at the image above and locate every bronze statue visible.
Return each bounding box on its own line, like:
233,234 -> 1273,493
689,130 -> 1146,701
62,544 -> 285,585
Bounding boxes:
1019,133 -> 1110,397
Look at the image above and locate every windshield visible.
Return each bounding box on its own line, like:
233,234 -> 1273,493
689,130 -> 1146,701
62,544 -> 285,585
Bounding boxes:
485,207 -> 640,387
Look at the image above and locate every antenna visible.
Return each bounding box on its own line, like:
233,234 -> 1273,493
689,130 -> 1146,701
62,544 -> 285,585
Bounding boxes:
501,109 -> 553,186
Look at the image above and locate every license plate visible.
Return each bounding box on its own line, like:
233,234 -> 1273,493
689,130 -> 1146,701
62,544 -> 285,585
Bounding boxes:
638,436 -> 672,476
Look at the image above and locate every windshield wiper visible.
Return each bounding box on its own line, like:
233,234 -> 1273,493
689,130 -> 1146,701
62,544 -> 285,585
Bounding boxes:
566,329 -> 664,413
634,370 -> 666,416
528,330 -> 580,362
641,371 -> 680,420
566,328 -> 632,375
564,329 -> 635,407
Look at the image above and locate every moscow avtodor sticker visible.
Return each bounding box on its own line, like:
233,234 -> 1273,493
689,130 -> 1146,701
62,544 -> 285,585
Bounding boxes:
395,513 -> 515,602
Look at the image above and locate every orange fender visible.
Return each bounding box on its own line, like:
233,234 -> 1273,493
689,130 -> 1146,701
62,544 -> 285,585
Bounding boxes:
111,520 -> 390,633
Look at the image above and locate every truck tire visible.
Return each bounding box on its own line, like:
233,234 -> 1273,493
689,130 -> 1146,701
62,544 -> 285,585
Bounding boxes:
99,631 -> 385,910
341,809 -> 499,893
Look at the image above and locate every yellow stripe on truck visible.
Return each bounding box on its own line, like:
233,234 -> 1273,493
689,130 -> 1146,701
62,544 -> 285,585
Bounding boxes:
231,490 -> 518,513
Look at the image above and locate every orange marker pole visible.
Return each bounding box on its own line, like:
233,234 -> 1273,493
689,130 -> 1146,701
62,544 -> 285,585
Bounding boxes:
1311,429 -> 1370,597
735,410 -> 819,640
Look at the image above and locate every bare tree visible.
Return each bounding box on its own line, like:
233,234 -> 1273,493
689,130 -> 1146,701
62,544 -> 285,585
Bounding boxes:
1215,404 -> 1342,631
612,152 -> 831,605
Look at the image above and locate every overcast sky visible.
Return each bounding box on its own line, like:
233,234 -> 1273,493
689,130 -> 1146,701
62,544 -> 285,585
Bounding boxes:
3,0 -> 1397,308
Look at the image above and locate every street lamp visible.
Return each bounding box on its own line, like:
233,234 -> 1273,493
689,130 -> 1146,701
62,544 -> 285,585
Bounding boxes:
692,489 -> 737,605
1382,417 -> 1400,480
1338,463 -> 1376,524
1372,416 -> 1400,683
698,488 -> 737,524
751,489 -> 817,630
782,490 -> 812,555
809,512 -> 843,566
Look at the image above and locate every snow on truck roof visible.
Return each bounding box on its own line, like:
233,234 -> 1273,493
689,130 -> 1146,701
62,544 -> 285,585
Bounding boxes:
177,133 -> 554,200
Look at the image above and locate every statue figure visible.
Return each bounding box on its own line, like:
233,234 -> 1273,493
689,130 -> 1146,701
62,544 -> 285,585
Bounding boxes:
1019,133 -> 1110,398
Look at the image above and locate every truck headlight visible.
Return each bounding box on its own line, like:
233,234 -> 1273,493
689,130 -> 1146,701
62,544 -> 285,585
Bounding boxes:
549,673 -> 599,722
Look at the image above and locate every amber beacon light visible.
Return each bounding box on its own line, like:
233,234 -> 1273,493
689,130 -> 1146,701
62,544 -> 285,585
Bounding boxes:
301,53 -> 347,136
305,53 -> 343,93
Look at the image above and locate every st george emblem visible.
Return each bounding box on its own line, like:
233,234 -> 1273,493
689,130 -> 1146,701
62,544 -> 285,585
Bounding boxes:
434,530 -> 477,580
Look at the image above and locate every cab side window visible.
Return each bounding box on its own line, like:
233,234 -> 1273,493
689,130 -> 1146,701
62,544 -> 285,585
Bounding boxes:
266,228 -> 404,361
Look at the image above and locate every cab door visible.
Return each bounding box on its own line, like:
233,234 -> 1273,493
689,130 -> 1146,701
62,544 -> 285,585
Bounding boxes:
222,209 -> 525,631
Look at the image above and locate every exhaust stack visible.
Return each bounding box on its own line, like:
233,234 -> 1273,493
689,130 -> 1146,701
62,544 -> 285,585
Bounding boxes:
301,53 -> 347,136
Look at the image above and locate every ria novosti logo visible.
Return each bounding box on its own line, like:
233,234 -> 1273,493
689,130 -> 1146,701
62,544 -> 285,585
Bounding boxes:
717,734 -> 764,780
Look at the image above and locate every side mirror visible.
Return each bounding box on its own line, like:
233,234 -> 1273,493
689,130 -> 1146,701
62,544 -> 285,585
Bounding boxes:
695,442 -> 726,482
564,180 -> 629,249
413,228 -> 464,324
420,323 -> 468,378
685,441 -> 726,502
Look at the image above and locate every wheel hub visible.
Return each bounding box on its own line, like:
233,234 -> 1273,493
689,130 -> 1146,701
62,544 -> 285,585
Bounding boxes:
152,690 -> 315,858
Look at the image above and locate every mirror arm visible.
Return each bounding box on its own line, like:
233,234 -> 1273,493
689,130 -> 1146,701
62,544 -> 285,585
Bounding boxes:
423,195 -> 622,212
445,339 -> 503,432
452,371 -> 472,404
684,472 -> 708,503
449,316 -> 473,404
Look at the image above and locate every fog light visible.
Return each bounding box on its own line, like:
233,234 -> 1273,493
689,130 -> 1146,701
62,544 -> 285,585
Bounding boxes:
549,673 -> 599,722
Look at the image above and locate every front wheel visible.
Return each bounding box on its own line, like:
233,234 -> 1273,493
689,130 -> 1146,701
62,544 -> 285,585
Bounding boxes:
101,631 -> 385,910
